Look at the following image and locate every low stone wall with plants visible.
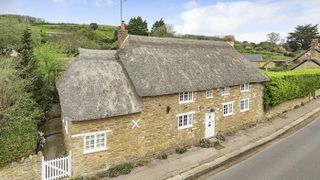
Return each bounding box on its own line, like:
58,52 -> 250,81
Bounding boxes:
0,151 -> 42,180
263,69 -> 320,109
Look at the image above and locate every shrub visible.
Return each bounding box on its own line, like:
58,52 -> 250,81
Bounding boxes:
175,146 -> 187,154
263,69 -> 320,109
156,152 -> 168,160
102,163 -> 134,177
216,132 -> 226,142
0,94 -> 43,167
199,138 -> 213,148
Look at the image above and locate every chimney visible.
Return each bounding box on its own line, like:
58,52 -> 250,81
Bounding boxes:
224,35 -> 235,47
117,20 -> 128,48
310,38 -> 319,58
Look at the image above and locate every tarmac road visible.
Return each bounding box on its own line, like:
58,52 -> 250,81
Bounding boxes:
204,117 -> 320,180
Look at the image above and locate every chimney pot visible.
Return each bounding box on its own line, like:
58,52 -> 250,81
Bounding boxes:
117,21 -> 128,48
310,38 -> 319,58
224,35 -> 235,47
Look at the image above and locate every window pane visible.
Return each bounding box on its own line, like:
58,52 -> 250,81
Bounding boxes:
178,116 -> 182,127
183,115 -> 188,126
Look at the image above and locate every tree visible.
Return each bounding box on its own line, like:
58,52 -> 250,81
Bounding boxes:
267,32 -> 280,45
287,24 -> 319,51
89,23 -> 98,31
127,16 -> 148,36
18,27 -> 36,79
151,19 -> 165,34
150,19 -> 175,37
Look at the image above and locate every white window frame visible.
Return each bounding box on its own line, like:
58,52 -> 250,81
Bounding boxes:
83,131 -> 107,154
176,112 -> 194,130
240,83 -> 250,92
240,98 -> 250,112
179,92 -> 194,104
206,89 -> 213,99
221,87 -> 230,96
222,102 -> 234,117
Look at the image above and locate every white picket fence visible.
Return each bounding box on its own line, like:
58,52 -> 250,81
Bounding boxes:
42,152 -> 71,180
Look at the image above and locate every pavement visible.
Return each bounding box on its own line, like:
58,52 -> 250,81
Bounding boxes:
204,117 -> 320,180
105,98 -> 320,180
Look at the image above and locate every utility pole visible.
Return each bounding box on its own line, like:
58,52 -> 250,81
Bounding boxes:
120,0 -> 123,23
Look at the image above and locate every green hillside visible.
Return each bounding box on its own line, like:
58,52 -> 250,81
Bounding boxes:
0,15 -> 118,55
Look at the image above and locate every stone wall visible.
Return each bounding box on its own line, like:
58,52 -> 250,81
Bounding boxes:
0,152 -> 42,180
265,90 -> 320,119
69,83 -> 264,176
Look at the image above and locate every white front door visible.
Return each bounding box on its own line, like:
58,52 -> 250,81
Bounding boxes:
205,112 -> 215,138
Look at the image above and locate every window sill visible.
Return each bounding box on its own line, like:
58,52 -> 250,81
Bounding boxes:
83,147 -> 107,154
178,125 -> 193,130
221,94 -> 230,96
240,90 -> 250,93
223,113 -> 234,117
206,97 -> 213,99
179,100 -> 194,104
240,109 -> 249,112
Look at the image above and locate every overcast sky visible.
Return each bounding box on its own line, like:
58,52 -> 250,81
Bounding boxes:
1,0 -> 320,42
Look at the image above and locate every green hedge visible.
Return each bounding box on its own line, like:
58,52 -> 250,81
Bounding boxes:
0,94 -> 43,167
263,69 -> 320,108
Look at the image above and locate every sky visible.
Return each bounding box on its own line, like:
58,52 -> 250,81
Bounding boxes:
1,0 -> 320,43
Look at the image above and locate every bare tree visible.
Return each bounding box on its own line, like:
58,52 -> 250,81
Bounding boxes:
267,32 -> 280,45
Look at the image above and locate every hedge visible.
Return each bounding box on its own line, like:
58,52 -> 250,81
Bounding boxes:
263,69 -> 320,109
0,94 -> 43,167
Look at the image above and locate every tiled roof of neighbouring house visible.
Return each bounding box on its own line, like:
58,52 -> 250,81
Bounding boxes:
245,54 -> 263,62
56,49 -> 143,121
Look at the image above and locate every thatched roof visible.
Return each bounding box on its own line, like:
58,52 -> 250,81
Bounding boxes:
118,35 -> 269,97
56,49 -> 143,121
57,36 -> 269,121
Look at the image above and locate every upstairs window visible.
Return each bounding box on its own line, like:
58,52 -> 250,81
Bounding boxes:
240,83 -> 250,92
179,92 -> 193,103
206,89 -> 213,99
221,87 -> 230,96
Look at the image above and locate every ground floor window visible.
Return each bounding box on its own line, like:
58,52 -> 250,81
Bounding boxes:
177,112 -> 194,129
84,132 -> 107,154
223,102 -> 234,116
240,98 -> 250,112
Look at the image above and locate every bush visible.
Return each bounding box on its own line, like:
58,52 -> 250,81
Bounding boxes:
263,69 -> 320,109
103,163 -> 134,177
156,152 -> 168,160
175,146 -> 187,154
0,94 -> 43,167
0,57 -> 43,167
216,132 -> 226,142
199,139 -> 213,148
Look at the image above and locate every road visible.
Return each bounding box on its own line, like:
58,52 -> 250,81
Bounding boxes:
204,118 -> 320,180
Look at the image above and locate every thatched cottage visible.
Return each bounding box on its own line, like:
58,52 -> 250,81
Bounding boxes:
57,31 -> 269,176
290,39 -> 320,70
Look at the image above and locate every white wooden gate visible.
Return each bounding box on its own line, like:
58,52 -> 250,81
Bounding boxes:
42,152 -> 71,180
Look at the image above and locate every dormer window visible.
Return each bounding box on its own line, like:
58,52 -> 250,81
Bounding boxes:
221,87 -> 230,96
240,83 -> 250,92
206,89 -> 213,99
179,92 -> 193,104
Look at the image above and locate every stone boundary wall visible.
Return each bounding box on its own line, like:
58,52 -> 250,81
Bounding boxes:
0,151 -> 42,180
265,89 -> 320,119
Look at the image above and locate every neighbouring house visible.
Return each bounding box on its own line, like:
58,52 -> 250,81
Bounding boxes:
290,39 -> 320,70
245,54 -> 264,68
56,30 -> 269,177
